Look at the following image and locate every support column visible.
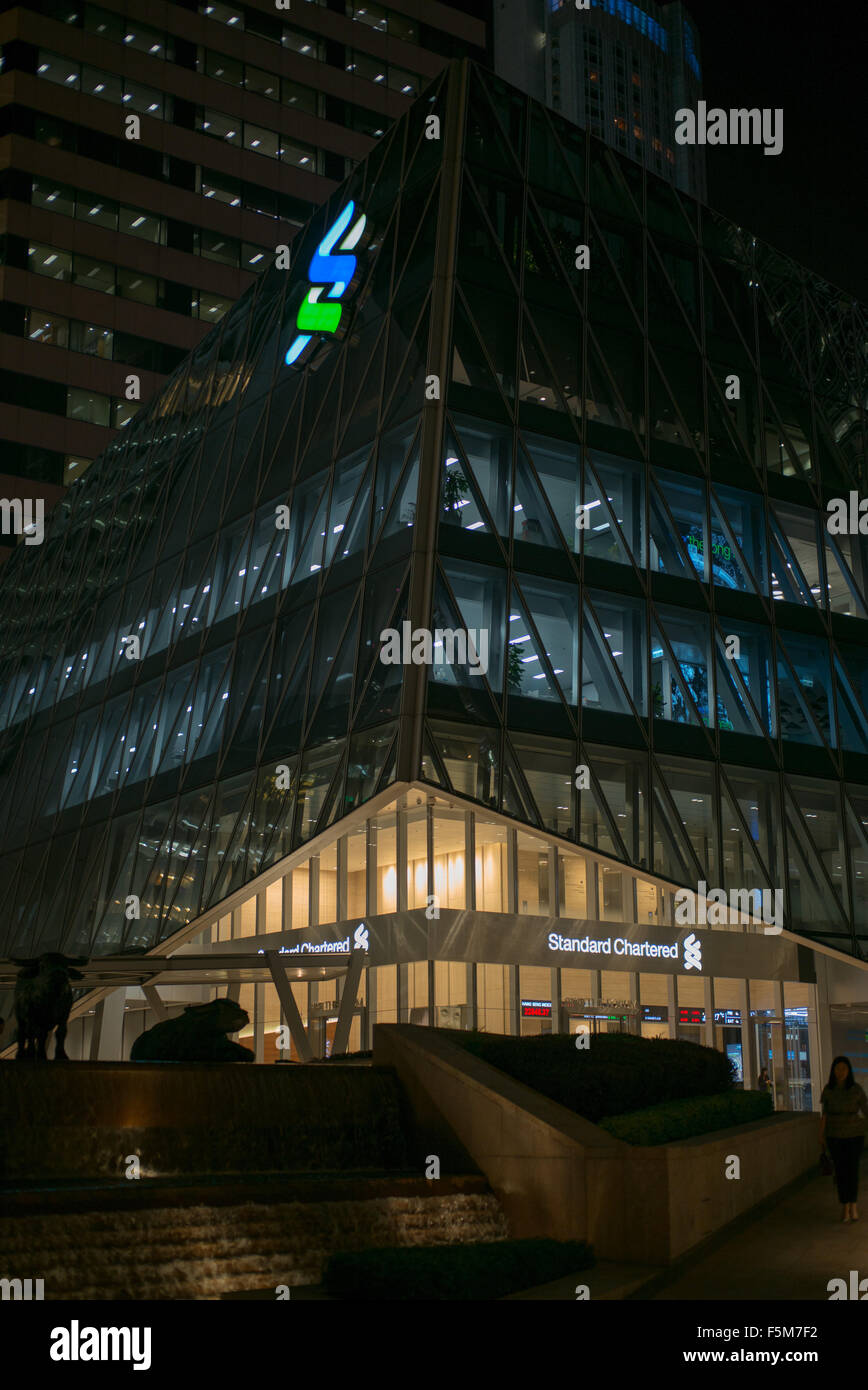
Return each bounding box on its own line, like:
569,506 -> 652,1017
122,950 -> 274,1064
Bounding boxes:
333,953 -> 364,1056
772,978 -> 787,1109
550,968 -> 561,1033
627,971 -> 640,1035
666,974 -> 678,1040
142,984 -> 168,1022
812,954 -> 834,1103
366,966 -> 377,1046
281,871 -> 293,931
587,860 -> 600,922
253,982 -> 265,1063
739,978 -> 757,1090
92,987 -> 126,1060
507,829 -> 518,915
309,853 -> 320,926
467,961 -> 477,1030
508,963 -> 519,1035
336,835 -> 348,923
702,976 -> 715,1049
266,952 -> 313,1062
466,811 -> 476,910
366,818 -> 377,915
396,807 -> 408,912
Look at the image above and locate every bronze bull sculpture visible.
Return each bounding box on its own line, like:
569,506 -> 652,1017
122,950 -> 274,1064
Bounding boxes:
131,998 -> 254,1062
13,952 -> 88,1060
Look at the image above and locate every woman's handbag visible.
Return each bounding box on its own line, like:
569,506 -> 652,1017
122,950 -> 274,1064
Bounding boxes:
820,1149 -> 834,1177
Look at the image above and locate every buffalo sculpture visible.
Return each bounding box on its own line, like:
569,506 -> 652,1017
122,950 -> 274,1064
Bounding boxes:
131,998 -> 254,1062
13,952 -> 88,1060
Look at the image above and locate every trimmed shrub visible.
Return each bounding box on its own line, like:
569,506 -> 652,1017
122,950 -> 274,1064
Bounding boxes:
599,1089 -> 774,1145
323,1238 -> 594,1300
447,1030 -> 735,1123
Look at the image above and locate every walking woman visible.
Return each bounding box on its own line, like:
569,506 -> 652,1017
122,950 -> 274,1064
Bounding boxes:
819,1056 -> 868,1222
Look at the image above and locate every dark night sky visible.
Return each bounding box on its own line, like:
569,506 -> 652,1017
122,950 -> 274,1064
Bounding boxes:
684,0 -> 868,301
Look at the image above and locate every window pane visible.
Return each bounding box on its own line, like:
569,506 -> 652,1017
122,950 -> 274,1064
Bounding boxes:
119,207 -> 163,242
205,50 -> 243,84
200,230 -> 239,265
281,77 -> 318,114
282,27 -> 321,59
32,177 -> 75,216
26,308 -> 69,347
116,267 -> 156,304
73,255 -> 115,293
245,124 -> 279,157
76,191 -> 118,229
123,81 -> 164,117
86,5 -> 125,42
241,242 -> 269,271
195,291 -> 230,322
82,65 -> 122,101
122,21 -> 167,57
389,66 -> 418,96
113,398 -> 142,428
70,321 -> 113,357
38,51 -> 80,87
280,137 -> 316,169
245,65 -> 278,98
29,243 -> 72,280
67,386 -> 110,425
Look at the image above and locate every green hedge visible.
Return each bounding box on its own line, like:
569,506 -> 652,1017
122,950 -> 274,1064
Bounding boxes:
599,1089 -> 774,1145
447,1030 -> 735,1123
323,1238 -> 594,1300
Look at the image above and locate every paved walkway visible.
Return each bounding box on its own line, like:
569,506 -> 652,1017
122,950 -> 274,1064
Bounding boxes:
651,1160 -> 868,1300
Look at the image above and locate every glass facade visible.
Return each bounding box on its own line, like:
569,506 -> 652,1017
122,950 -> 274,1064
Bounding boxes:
0,55 -> 866,1067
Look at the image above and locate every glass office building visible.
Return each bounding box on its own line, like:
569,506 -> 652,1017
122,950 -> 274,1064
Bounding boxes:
0,62 -> 866,1099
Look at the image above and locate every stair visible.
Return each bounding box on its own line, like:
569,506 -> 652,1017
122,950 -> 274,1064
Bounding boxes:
0,1184 -> 509,1299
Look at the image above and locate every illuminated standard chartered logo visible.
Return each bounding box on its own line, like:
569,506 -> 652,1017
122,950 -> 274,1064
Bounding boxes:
353,923 -> 369,952
285,200 -> 366,367
682,933 -> 702,971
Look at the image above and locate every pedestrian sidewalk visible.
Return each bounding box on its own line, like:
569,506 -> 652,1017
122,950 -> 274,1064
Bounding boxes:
650,1159 -> 868,1300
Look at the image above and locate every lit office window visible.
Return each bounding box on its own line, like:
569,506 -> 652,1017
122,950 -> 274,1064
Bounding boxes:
205,50 -> 243,84
242,243 -> 269,270
201,2 -> 243,27
282,27 -> 323,59
113,398 -> 142,428
122,22 -> 169,57
245,124 -> 280,158
70,321 -> 113,358
348,1 -> 388,31
28,243 -> 72,280
73,256 -> 115,294
282,138 -> 316,169
76,193 -> 118,230
282,78 -> 319,115
117,268 -> 158,305
32,178 -> 76,217
199,230 -> 239,266
199,171 -> 242,206
85,5 -> 125,43
389,66 -> 418,96
25,308 -> 70,347
195,292 -> 231,321
119,207 -> 163,243
37,51 -> 80,86
81,65 -> 122,101
197,109 -> 241,144
67,387 -> 110,426
245,66 -> 278,99
123,81 -> 165,117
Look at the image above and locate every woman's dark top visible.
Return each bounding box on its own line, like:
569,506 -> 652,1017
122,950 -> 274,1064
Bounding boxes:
821,1082 -> 868,1139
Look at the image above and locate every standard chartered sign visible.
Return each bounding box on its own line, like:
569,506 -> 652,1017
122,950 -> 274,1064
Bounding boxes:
547,931 -> 700,970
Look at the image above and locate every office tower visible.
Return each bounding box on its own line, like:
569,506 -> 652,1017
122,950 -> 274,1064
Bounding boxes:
494,0 -> 705,199
0,0 -> 486,555
0,63 -> 865,1092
